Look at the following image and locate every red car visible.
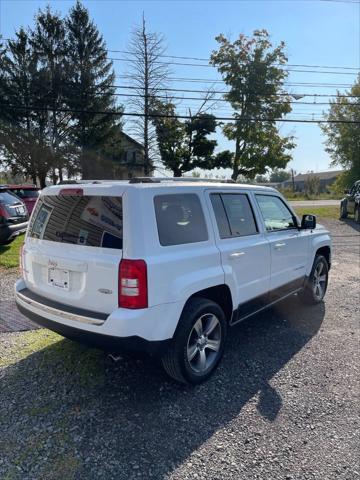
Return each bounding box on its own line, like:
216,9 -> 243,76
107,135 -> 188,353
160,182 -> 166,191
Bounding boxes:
6,184 -> 40,215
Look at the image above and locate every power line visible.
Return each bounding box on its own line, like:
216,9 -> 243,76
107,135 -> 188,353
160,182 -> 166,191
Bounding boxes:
108,50 -> 359,71
108,56 -> 359,75
5,90 -> 357,107
113,82 -> 359,98
110,84 -> 359,102
2,37 -> 359,72
2,103 -> 359,124
118,74 -> 355,87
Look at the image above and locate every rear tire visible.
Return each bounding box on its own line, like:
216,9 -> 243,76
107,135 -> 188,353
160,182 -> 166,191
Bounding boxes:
355,206 -> 360,224
340,201 -> 348,219
161,298 -> 227,384
299,255 -> 329,305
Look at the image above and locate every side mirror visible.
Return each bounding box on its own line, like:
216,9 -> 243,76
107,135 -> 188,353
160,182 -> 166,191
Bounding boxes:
344,189 -> 350,194
301,214 -> 316,230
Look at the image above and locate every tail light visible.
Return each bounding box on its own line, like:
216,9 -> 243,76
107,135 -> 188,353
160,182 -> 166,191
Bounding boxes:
118,259 -> 148,309
0,205 -> 9,221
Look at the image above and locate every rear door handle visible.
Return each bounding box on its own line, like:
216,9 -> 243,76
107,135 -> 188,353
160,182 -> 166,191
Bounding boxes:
229,252 -> 246,259
274,242 -> 286,249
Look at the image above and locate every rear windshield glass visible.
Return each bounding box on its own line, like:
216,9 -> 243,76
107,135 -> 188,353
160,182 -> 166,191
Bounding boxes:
11,188 -> 39,198
0,191 -> 22,205
154,193 -> 208,246
28,195 -> 123,249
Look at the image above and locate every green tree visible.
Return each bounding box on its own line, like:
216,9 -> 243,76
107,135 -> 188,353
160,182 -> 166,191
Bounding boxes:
31,6 -> 71,184
151,100 -> 231,177
65,1 -> 122,179
210,30 -> 295,181
255,174 -> 268,183
0,29 -> 52,187
320,76 -> 360,187
269,168 -> 291,183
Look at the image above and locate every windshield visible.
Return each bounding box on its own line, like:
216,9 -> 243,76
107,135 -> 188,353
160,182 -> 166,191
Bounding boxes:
28,195 -> 123,249
11,188 -> 39,199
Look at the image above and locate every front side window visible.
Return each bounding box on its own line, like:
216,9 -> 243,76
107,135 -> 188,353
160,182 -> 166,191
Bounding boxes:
28,195 -> 123,249
154,194 -> 208,246
211,193 -> 258,238
256,194 -> 296,231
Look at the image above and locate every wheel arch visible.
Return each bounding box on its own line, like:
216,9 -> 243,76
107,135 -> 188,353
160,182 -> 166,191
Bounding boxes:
315,245 -> 331,270
185,284 -> 234,323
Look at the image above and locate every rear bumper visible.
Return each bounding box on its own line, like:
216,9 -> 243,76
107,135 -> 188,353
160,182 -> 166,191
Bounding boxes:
0,221 -> 28,243
16,301 -> 170,355
15,279 -> 182,354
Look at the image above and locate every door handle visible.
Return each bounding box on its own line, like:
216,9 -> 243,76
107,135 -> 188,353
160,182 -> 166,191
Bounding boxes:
274,242 -> 286,249
229,251 -> 246,259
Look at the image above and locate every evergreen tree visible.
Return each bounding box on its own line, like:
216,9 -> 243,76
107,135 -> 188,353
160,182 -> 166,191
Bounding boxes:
65,1 -> 122,179
31,6 -> 70,183
0,29 -> 52,187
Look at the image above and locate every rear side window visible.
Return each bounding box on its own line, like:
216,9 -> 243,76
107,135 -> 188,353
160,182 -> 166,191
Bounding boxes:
28,195 -> 123,249
211,193 -> 258,238
256,194 -> 296,231
154,194 -> 208,246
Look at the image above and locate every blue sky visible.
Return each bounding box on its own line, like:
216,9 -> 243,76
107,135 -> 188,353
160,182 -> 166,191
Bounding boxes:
1,0 -> 359,176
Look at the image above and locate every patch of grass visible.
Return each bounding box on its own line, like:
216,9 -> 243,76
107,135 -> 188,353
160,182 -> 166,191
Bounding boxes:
1,329 -> 106,387
0,330 -> 61,368
294,205 -> 340,219
0,233 -> 24,268
279,189 -> 342,201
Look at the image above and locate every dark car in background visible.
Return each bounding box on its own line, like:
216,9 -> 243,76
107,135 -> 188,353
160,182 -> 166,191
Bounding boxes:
5,184 -> 40,215
0,188 -> 29,244
340,180 -> 360,223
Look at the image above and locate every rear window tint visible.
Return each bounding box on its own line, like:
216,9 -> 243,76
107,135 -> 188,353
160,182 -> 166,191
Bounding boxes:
28,195 -> 123,249
221,194 -> 258,237
154,194 -> 208,246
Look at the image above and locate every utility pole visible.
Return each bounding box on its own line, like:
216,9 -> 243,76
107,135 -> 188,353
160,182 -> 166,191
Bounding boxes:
291,168 -> 295,192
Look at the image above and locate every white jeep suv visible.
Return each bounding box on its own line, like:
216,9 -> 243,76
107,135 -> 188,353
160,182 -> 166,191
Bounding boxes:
15,178 -> 331,384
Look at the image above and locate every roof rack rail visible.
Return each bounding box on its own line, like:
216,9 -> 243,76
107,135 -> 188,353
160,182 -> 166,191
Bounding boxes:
129,177 -> 235,184
128,177 -> 161,184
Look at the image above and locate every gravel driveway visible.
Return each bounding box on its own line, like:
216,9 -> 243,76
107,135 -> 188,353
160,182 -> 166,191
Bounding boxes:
0,219 -> 359,480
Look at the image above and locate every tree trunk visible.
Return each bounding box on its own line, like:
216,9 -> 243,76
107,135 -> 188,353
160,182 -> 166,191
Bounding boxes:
143,18 -> 151,177
39,173 -> 47,189
173,169 -> 182,177
231,139 -> 241,181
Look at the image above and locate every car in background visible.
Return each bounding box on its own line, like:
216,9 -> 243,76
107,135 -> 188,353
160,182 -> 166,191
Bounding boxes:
0,188 -> 29,244
340,180 -> 360,223
5,184 -> 40,215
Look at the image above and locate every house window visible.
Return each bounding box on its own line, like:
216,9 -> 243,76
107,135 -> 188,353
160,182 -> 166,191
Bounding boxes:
132,151 -> 136,163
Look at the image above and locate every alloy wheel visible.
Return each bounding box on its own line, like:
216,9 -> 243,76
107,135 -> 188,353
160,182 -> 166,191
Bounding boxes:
313,261 -> 327,301
186,313 -> 222,373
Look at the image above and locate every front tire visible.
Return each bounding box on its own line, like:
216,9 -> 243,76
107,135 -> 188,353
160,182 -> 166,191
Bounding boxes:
161,298 -> 227,384
300,255 -> 329,305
